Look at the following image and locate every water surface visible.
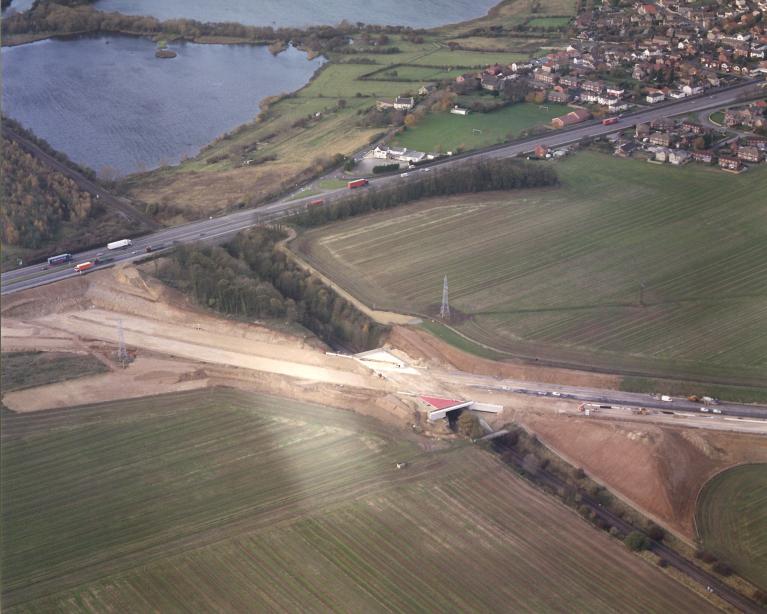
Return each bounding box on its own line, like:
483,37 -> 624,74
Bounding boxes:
93,0 -> 499,28
2,36 -> 324,175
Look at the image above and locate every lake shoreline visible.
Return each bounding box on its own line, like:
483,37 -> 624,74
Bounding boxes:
2,36 -> 325,176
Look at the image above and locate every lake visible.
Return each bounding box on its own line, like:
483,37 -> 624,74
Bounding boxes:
1,36 -> 324,176
93,0 -> 499,28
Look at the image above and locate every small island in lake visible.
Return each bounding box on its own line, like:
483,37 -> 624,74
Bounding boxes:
155,48 -> 176,59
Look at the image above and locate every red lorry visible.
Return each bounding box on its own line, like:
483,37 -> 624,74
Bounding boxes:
309,198 -> 325,207
347,178 -> 369,189
602,117 -> 619,126
74,261 -> 95,274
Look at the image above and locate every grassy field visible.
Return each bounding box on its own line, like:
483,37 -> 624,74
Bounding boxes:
0,352 -> 108,392
526,16 -> 572,27
1,388 -> 713,612
295,153 -> 767,384
696,464 -> 767,590
392,102 -> 567,152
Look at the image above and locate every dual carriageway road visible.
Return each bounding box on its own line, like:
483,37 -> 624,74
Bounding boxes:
2,79 -> 763,295
3,79 -> 766,419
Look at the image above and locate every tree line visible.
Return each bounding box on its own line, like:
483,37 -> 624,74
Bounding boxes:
291,158 -> 558,228
157,227 -> 388,352
1,136 -> 96,248
2,1 -> 427,55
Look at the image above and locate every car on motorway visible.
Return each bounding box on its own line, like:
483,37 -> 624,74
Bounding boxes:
145,246 -> 154,253
400,172 -> 409,177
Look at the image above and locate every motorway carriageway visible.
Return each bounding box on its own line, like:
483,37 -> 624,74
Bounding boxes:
436,369 -> 767,419
2,79 -> 762,296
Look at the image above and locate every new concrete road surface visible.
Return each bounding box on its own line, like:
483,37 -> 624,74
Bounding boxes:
2,79 -> 762,296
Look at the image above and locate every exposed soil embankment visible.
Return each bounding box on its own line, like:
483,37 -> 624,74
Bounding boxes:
388,325 -> 621,389
1,265 -> 407,422
519,414 -> 767,539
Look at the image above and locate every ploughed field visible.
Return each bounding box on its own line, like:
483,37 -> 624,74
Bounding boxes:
296,153 -> 767,383
1,388 -> 711,612
696,464 -> 767,590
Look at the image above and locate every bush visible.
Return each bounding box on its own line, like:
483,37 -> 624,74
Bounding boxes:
712,561 -> 733,576
753,590 -> 767,607
372,163 -> 399,174
657,558 -> 669,568
624,531 -> 651,552
609,526 -> 621,538
694,550 -> 718,564
646,523 -> 665,542
502,430 -> 519,447
573,467 -> 586,480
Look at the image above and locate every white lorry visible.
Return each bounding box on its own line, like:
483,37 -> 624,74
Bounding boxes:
107,239 -> 133,250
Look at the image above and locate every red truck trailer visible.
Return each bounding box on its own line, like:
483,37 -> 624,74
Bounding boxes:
74,261 -> 95,274
602,117 -> 619,126
309,198 -> 325,207
347,178 -> 369,189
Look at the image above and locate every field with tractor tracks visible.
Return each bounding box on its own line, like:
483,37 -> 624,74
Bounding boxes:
1,388 -> 713,612
295,153 -> 767,384
696,464 -> 767,590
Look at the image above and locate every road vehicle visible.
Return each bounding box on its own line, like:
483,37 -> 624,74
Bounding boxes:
74,261 -> 94,274
107,239 -> 132,250
47,253 -> 72,266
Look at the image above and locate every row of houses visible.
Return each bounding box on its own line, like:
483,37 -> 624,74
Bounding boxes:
614,117 -> 767,171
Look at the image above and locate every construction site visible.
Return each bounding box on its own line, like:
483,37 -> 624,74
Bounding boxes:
3,262 -> 767,545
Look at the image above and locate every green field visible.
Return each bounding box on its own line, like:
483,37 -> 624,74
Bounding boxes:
295,153 -> 767,384
0,351 -> 108,392
696,464 -> 767,590
526,16 -> 572,27
1,388 -> 713,612
392,102 -> 567,152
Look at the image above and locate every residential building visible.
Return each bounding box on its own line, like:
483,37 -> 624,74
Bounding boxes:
691,150 -> 714,164
649,132 -> 672,147
718,155 -> 742,170
737,145 -> 763,163
669,149 -> 691,165
547,89 -> 571,103
394,96 -> 415,110
533,69 -> 558,85
481,74 -> 507,91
